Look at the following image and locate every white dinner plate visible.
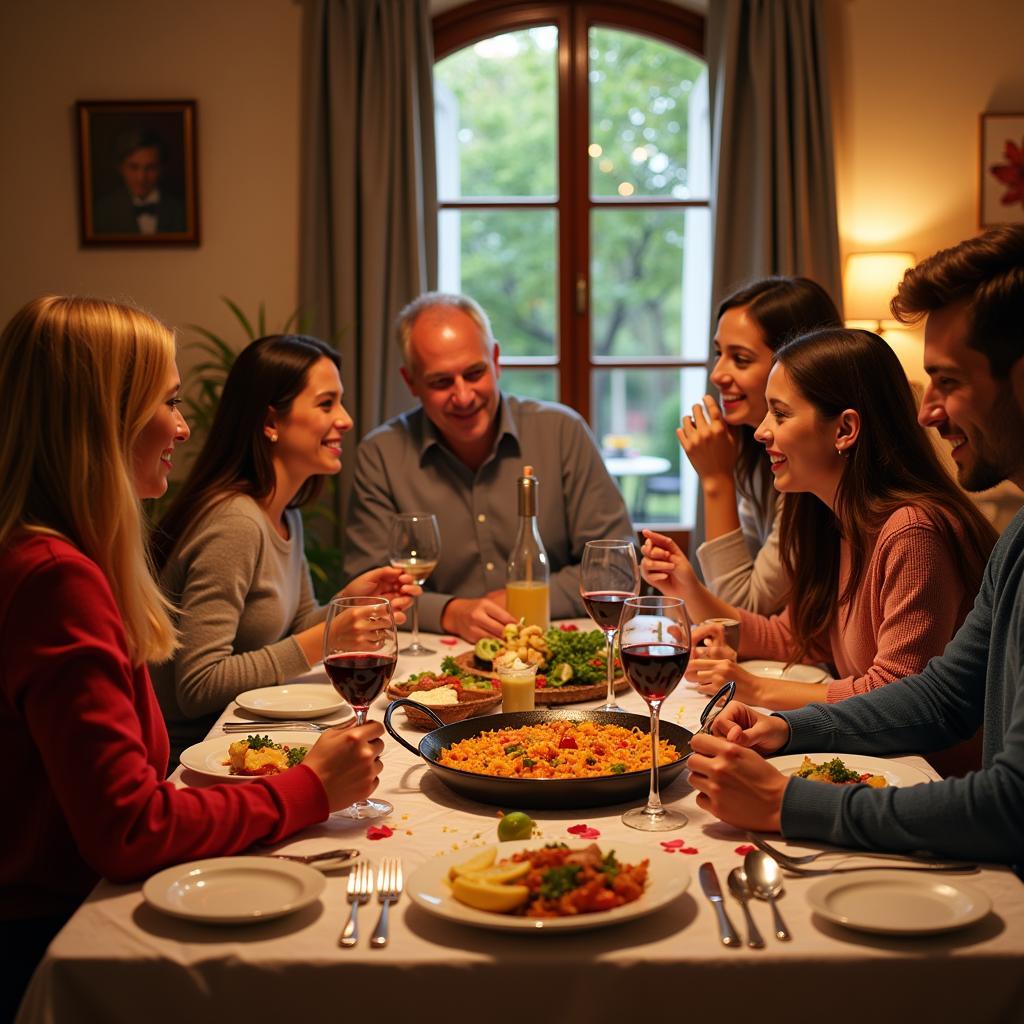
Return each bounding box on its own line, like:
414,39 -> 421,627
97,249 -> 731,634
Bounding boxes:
806,870 -> 991,935
769,752 -> 933,787
234,683 -> 352,721
179,731 -> 320,782
143,856 -> 325,924
406,840 -> 690,932
739,659 -> 830,683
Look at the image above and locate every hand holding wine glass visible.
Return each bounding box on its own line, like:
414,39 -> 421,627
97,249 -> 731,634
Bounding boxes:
388,513 -> 441,655
618,595 -> 691,831
322,596 -> 397,820
580,539 -> 640,712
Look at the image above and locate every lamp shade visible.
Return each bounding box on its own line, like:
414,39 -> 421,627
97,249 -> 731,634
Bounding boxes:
843,251 -> 916,323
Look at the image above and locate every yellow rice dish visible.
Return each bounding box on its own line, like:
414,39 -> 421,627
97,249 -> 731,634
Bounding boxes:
437,720 -> 681,779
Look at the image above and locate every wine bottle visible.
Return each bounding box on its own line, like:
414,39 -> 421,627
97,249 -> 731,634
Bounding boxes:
506,465 -> 550,629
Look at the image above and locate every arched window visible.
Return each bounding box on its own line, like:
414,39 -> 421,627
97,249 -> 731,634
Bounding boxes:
434,0 -> 709,527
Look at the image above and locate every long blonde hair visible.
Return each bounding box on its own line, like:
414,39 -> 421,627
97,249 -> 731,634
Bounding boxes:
0,296 -> 178,662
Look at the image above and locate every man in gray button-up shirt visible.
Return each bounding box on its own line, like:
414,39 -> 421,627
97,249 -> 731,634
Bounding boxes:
344,292 -> 634,641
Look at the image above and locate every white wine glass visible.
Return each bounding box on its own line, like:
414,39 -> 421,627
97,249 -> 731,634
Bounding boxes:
618,595 -> 690,832
580,540 -> 640,712
388,512 -> 441,656
322,596 -> 396,820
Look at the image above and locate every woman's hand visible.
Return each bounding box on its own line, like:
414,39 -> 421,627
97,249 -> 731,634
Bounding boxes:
640,528 -> 696,599
677,396 -> 739,482
708,701 -> 791,754
687,658 -> 765,705
686,732 -> 788,832
302,720 -> 385,812
342,567 -> 420,624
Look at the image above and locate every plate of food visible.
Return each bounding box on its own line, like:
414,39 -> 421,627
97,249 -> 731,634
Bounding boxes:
769,753 -> 933,788
179,732 -> 317,782
383,704 -> 693,808
143,856 -> 325,924
738,660 -> 830,684
806,870 -> 991,936
386,671 -> 502,727
449,622 -> 629,705
406,840 -> 690,932
234,683 -> 352,721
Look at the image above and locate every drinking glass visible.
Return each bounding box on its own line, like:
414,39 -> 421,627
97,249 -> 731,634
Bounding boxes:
322,596 -> 397,819
388,512 -> 441,656
580,539 -> 640,712
618,595 -> 691,831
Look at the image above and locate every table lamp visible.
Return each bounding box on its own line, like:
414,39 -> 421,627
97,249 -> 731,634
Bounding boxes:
843,251 -> 916,335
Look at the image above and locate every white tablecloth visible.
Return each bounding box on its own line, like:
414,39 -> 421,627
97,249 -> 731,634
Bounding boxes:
17,625 -> 1024,1024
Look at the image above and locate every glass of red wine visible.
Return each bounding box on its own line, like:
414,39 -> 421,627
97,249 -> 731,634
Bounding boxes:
618,595 -> 690,831
580,539 -> 640,712
322,596 -> 397,820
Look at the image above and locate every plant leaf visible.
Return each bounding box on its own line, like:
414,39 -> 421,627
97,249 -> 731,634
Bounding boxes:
222,297 -> 255,340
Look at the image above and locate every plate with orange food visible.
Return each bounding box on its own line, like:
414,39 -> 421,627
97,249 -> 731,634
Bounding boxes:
406,840 -> 691,932
178,732 -> 317,783
769,753 -> 933,788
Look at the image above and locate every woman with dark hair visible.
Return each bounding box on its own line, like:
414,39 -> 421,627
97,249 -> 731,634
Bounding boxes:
682,277 -> 842,613
151,334 -> 416,760
642,328 -> 997,722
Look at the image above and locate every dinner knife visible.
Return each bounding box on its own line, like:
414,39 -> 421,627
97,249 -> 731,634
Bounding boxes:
699,862 -> 740,947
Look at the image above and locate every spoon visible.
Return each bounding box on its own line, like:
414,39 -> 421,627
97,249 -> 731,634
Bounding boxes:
744,849 -> 791,940
727,867 -> 765,948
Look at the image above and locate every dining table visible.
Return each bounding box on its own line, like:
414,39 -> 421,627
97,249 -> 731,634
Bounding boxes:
16,622 -> 1024,1024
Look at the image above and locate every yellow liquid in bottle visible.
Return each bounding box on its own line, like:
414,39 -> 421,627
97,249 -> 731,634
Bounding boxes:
499,672 -> 536,713
505,581 -> 550,630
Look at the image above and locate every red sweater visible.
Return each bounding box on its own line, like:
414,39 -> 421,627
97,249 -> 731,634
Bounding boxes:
0,533 -> 329,921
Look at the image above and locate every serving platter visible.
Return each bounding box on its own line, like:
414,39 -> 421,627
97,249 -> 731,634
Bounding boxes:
769,753 -> 933,788
406,840 -> 691,932
179,731 -> 319,783
384,681 -> 502,727
383,702 -> 693,809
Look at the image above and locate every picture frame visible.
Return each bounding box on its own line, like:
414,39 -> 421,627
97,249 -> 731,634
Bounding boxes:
979,112 -> 1024,229
76,100 -> 199,246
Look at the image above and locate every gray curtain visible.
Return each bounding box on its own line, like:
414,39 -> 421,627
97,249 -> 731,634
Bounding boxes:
692,0 -> 841,559
299,0 -> 438,525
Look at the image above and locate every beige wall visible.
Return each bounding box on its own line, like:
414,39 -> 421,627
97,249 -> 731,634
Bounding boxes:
0,0 -> 304,349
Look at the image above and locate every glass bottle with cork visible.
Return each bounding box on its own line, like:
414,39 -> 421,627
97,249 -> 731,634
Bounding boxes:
506,465 -> 550,629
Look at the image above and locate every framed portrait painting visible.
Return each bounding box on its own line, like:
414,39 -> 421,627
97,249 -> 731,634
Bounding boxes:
77,100 -> 199,245
979,112 -> 1024,228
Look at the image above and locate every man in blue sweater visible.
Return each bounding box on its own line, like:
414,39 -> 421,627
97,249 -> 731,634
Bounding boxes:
687,226 -> 1024,864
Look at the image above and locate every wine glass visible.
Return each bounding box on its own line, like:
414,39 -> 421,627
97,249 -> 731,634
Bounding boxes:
322,596 -> 397,820
580,539 -> 640,712
618,595 -> 691,831
388,512 -> 441,656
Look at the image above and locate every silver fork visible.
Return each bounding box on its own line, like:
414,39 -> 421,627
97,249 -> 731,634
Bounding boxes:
370,858 -> 403,949
339,861 -> 374,947
223,721 -> 332,733
748,834 -> 978,872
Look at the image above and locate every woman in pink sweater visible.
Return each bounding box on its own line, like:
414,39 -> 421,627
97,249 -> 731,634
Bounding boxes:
642,328 -> 996,714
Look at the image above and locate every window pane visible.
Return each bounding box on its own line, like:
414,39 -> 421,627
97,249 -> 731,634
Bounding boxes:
591,206 -> 710,360
592,367 -> 706,527
439,208 -> 558,359
589,27 -> 709,200
500,367 -> 558,402
435,27 -> 558,199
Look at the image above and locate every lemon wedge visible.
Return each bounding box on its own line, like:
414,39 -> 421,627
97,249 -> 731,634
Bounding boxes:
452,875 -> 530,913
465,861 -> 532,885
447,847 -> 497,881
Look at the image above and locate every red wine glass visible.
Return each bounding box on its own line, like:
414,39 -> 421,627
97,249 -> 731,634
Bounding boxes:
618,595 -> 690,831
580,539 -> 640,712
323,596 -> 397,820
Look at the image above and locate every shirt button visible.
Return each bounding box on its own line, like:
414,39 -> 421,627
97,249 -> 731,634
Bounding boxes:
486,561 -> 495,571
477,514 -> 486,523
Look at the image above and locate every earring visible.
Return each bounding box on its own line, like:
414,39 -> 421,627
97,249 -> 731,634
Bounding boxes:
270,432 -> 278,443
836,445 -> 850,458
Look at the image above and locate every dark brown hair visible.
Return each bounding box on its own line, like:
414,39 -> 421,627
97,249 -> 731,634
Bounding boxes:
717,277 -> 842,516
891,224 -> 1024,378
775,328 -> 997,663
152,334 -> 341,571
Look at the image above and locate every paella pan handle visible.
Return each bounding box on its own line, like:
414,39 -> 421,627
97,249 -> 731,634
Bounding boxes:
383,698 -> 444,755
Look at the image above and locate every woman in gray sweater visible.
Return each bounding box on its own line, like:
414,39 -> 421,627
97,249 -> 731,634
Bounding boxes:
150,334 -> 415,762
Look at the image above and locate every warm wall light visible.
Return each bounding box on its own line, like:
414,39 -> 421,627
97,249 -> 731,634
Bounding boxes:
843,251 -> 916,333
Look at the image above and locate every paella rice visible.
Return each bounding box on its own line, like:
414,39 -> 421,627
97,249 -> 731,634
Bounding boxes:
437,719 -> 681,779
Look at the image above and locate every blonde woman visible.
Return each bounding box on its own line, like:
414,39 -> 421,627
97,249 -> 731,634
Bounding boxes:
0,298 -> 384,1016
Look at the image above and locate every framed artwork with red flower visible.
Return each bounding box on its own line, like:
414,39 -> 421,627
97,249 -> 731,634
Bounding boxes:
980,112 -> 1024,228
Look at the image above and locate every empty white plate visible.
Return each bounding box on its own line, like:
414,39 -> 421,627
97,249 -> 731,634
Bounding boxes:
807,870 -> 990,935
143,856 -> 325,924
739,660 -> 830,684
234,684 -> 351,720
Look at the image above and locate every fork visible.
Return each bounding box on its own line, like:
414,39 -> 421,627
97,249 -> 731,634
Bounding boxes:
339,861 -> 374,947
748,834 -> 978,872
370,858 -> 403,949
223,721 -> 332,733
